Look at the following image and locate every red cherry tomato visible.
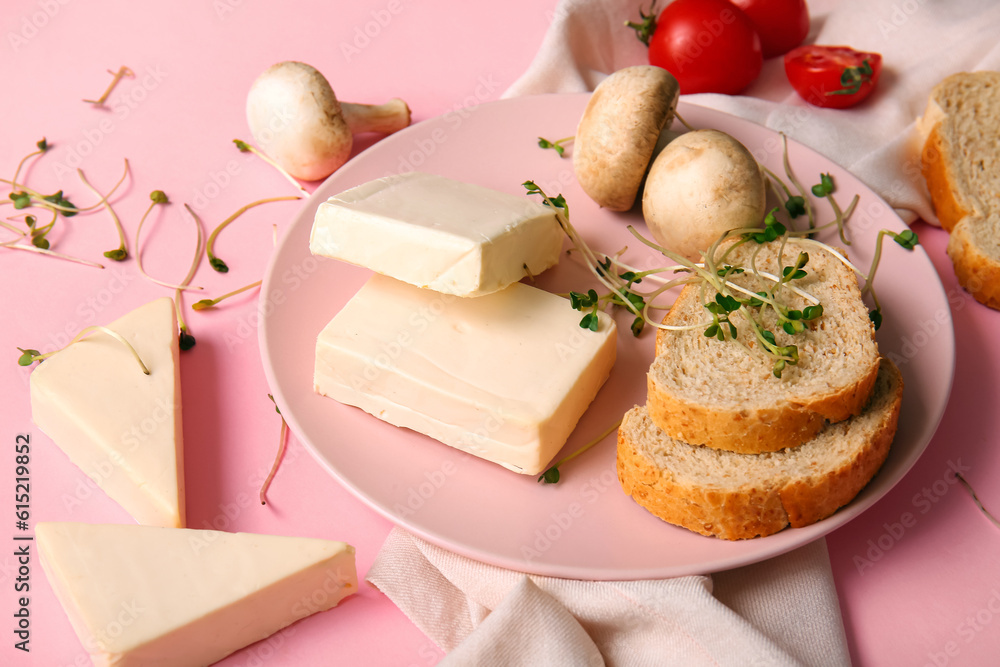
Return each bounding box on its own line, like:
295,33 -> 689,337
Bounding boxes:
784,45 -> 883,108
648,0 -> 763,95
728,0 -> 810,58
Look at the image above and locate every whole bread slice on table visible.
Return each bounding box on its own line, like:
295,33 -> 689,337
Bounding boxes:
618,358 -> 902,541
648,237 -> 880,454
920,70 -> 1000,309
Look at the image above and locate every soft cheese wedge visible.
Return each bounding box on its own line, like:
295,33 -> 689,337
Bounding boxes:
29,298 -> 185,528
309,171 -> 563,297
315,275 -> 617,475
37,522 -> 357,666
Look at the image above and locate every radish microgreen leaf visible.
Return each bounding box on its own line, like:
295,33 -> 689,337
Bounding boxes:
785,195 -> 806,218
43,190 -> 78,216
893,229 -> 919,250
538,467 -> 560,484
16,348 -> 40,366
811,173 -> 834,197
537,136 -> 573,158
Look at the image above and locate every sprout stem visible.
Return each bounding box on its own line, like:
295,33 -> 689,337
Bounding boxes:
1,240 -> 104,268
78,165 -> 129,260
206,196 -> 301,272
172,204 -> 207,349
955,473 -> 1000,531
673,109 -> 696,132
1,177 -> 125,215
134,192 -> 202,291
781,134 -> 815,230
27,325 -> 149,374
234,140 -> 309,196
11,142 -> 47,191
192,280 -> 262,310
259,400 -> 289,505
83,66 -> 134,106
538,418 -> 622,483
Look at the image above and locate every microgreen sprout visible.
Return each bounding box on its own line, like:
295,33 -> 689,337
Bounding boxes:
41,190 -> 79,217
523,180 -> 658,334
192,280 -> 262,310
5,138 -> 86,226
17,326 -> 150,375
827,60 -> 874,97
811,173 -> 834,197
134,189 -> 202,291
704,293 -> 741,341
77,164 -> 129,260
172,204 -> 207,351
1,213 -> 103,268
1,235 -> 104,267
861,228 -> 920,329
537,136 -> 574,158
260,394 -> 290,505
566,258 -> 649,336
748,208 -> 787,243
233,139 -> 309,196
537,418 -> 622,484
83,66 -> 134,106
206,195 -> 301,273
777,134 -> 815,229
16,348 -> 40,366
955,473 -> 1000,531
625,0 -> 659,45
785,196 -> 806,219
10,138 -> 49,194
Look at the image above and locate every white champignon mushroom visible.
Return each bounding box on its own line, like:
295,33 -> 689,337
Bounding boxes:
246,61 -> 411,182
642,129 -> 766,262
573,66 -> 680,211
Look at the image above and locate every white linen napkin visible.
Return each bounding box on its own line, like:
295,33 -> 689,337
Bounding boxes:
367,1 -> 1000,663
367,528 -> 849,666
503,0 -> 1000,227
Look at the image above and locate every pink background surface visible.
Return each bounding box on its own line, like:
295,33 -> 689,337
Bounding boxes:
1,1 -> 998,666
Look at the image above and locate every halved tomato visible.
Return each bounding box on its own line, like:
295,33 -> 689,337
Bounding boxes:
784,45 -> 882,108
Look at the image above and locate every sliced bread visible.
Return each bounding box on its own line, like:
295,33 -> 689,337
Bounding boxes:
648,237 -> 880,454
618,358 -> 902,540
920,70 -> 1000,309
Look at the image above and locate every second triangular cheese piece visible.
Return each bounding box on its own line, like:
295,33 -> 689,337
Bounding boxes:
29,298 -> 185,527
37,522 -> 357,666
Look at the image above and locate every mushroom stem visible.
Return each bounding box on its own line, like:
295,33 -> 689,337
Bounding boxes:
341,99 -> 411,134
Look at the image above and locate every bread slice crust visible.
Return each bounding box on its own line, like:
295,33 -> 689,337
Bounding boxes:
946,219 -> 1000,309
647,237 -> 880,453
618,358 -> 902,540
920,71 -> 1000,309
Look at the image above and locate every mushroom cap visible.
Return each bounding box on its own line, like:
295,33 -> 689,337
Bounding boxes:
246,61 -> 352,182
573,66 -> 680,211
642,129 -> 766,262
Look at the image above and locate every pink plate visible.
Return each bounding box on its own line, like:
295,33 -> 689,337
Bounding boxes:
259,94 -> 954,580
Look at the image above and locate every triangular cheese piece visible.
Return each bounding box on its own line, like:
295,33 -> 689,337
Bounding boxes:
30,298 -> 185,527
37,523 -> 357,666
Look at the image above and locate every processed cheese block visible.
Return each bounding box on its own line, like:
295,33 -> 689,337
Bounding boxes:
37,522 -> 356,667
309,171 -> 563,297
314,274 -> 617,475
29,298 -> 185,528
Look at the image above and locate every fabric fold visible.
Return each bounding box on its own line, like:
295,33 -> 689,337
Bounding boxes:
367,528 -> 849,666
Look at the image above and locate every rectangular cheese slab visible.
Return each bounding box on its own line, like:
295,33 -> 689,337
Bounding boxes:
37,522 -> 356,667
314,275 -> 617,475
309,171 -> 563,297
